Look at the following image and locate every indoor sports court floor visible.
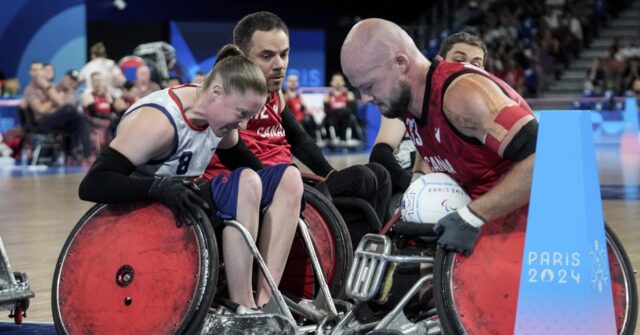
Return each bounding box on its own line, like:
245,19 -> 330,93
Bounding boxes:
0,138 -> 638,333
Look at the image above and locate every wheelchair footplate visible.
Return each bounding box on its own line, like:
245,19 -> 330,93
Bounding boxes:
337,234 -> 438,335
200,311 -> 296,335
345,234 -> 393,301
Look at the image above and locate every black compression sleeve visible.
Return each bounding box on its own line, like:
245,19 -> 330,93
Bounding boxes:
369,143 -> 412,192
78,147 -> 154,203
216,138 -> 264,171
503,119 -> 538,162
282,107 -> 334,176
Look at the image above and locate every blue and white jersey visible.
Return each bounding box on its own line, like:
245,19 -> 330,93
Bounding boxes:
122,85 -> 222,177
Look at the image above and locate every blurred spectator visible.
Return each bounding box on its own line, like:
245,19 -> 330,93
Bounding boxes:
58,70 -> 80,106
130,65 -> 161,100
79,42 -> 126,94
2,78 -> 20,98
43,63 -> 55,84
586,57 -> 607,94
495,57 -> 524,93
621,58 -> 640,94
284,74 -> 317,139
82,72 -> 124,119
566,9 -> 584,51
603,48 -> 625,93
284,74 -> 305,122
192,71 -> 205,84
616,38 -> 640,61
323,72 -> 361,143
81,72 -> 127,152
22,61 -> 92,161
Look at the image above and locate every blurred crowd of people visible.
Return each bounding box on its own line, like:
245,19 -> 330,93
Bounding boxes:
1,0 -> 637,163
434,0 -> 628,98
5,42 -> 185,165
585,37 -> 640,97
284,72 -> 366,149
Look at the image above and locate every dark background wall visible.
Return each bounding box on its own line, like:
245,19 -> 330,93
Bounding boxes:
1,0 -> 436,91
85,0 -> 436,83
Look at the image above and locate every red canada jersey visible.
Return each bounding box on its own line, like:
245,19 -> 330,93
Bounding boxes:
204,91 -> 292,179
328,91 -> 349,110
402,60 -> 534,199
285,91 -> 304,122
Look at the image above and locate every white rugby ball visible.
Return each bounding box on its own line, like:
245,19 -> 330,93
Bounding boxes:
400,173 -> 471,224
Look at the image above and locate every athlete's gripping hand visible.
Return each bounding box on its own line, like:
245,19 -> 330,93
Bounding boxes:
148,177 -> 210,227
433,206 -> 485,256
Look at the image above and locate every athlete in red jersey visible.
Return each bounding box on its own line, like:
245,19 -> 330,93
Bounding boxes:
324,72 -> 358,142
341,19 -> 537,255
204,12 -> 392,225
370,32 -> 488,194
284,74 -> 305,122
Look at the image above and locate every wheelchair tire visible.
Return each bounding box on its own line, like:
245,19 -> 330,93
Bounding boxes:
434,222 -> 637,335
52,202 -> 218,335
280,184 -> 353,299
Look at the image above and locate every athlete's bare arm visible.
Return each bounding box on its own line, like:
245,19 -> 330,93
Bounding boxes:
109,107 -> 176,166
443,74 -> 534,221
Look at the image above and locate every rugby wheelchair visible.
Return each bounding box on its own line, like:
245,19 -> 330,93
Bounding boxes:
51,182 -> 353,334
329,215 -> 637,335
51,174 -> 637,334
329,173 -> 637,335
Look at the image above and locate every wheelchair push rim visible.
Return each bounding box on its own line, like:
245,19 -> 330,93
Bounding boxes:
52,202 -> 218,335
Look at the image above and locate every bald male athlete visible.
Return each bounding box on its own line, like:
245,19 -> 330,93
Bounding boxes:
370,32 -> 489,194
341,19 -> 537,255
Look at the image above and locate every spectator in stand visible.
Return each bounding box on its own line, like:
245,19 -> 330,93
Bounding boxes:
616,38 -> 640,62
323,72 -> 361,143
603,48 -> 625,93
586,57 -> 606,94
43,63 -> 55,84
192,71 -> 205,85
621,58 -> 640,94
58,70 -> 81,106
285,74 -> 318,141
504,58 -> 525,94
130,65 -> 161,100
78,42 -> 126,94
22,61 -> 92,163
82,72 -> 127,151
284,74 -> 304,122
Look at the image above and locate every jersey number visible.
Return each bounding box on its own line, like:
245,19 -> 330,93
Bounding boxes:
406,119 -> 424,146
176,151 -> 193,175
254,107 -> 269,120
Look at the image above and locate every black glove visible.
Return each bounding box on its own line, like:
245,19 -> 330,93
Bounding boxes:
148,177 -> 210,227
433,206 -> 484,256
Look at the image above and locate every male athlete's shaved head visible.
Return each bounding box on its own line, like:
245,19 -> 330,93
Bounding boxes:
341,18 -> 419,79
341,18 -> 429,119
